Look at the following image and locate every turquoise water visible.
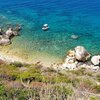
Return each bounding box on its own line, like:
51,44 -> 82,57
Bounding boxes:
0,0 -> 100,62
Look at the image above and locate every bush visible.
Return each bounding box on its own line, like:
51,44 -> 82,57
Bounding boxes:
53,85 -> 73,98
71,68 -> 86,76
19,68 -> 43,82
0,84 -> 5,95
90,96 -> 98,100
93,85 -> 100,93
10,62 -> 23,67
96,74 -> 100,82
0,84 -> 7,100
0,64 -> 19,80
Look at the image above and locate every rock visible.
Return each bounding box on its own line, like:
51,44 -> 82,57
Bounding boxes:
74,46 -> 91,62
79,63 -> 91,69
64,56 -> 75,64
0,24 -> 21,46
13,31 -> 19,36
5,28 -> 13,37
71,35 -> 79,39
91,65 -> 99,70
60,50 -> 78,70
78,63 -> 99,70
14,25 -> 22,32
65,50 -> 76,64
0,38 -> 11,45
91,55 -> 100,66
62,62 -> 77,70
67,50 -> 75,57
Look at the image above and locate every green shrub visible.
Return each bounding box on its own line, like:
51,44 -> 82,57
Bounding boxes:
53,75 -> 71,83
72,68 -> 86,76
19,68 -> 43,82
0,84 -> 5,95
14,89 -> 29,100
93,85 -> 100,93
53,85 -> 73,97
4,88 -> 30,100
90,96 -> 98,100
96,75 -> 100,82
0,64 -> 20,80
42,74 -> 71,84
71,78 -> 80,87
10,62 -> 23,67
0,84 -> 7,100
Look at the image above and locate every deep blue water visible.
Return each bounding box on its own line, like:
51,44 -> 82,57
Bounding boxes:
0,0 -> 100,61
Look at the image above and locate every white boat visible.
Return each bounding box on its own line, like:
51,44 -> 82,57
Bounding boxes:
42,24 -> 49,31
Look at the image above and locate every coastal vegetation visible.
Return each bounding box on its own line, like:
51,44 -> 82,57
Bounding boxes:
0,61 -> 100,100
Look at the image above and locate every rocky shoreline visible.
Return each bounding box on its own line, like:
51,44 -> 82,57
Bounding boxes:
0,25 -> 21,45
52,46 -> 100,71
0,45 -> 100,71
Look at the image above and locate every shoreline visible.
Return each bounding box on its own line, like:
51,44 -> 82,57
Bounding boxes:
0,47 -> 62,67
0,45 -> 100,71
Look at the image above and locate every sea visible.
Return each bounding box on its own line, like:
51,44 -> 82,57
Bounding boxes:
0,0 -> 100,65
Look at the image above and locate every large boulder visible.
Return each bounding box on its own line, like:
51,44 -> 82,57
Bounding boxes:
91,55 -> 100,66
0,38 -> 11,45
74,46 -> 91,62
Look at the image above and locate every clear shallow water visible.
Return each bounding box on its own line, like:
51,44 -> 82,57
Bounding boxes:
0,0 -> 100,64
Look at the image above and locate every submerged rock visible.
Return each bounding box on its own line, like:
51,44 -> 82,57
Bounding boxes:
91,55 -> 100,66
74,46 -> 91,62
71,34 -> 79,39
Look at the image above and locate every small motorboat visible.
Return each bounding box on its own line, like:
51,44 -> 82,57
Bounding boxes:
42,24 -> 49,31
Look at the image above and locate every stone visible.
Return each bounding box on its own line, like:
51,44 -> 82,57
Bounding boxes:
91,65 -> 99,70
91,55 -> 100,66
79,64 -> 91,69
62,63 -> 77,70
74,46 -> 91,62
64,56 -> 75,64
13,31 -> 18,36
0,38 -> 11,45
67,50 -> 75,57
61,51 -> 78,70
5,28 -> 13,37
71,35 -> 79,39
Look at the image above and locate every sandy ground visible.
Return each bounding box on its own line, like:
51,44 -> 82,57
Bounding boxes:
0,46 -> 62,67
